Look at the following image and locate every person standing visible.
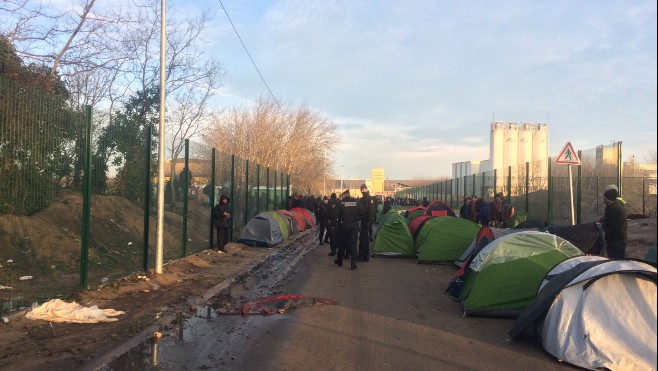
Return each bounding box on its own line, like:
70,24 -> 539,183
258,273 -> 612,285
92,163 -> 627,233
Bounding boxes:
327,193 -> 340,256
469,195 -> 478,222
475,197 -> 489,226
335,189 -> 360,270
212,194 -> 231,253
382,197 -> 392,215
358,184 -> 372,261
317,196 -> 330,245
368,195 -> 376,241
460,197 -> 472,219
600,185 -> 627,259
488,194 -> 504,228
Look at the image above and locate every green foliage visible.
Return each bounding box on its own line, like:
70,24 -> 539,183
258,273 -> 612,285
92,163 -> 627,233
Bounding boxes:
94,86 -> 160,201
1,37 -> 81,215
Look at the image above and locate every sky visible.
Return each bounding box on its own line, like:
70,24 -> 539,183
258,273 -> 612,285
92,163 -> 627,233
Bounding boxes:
52,0 -> 658,180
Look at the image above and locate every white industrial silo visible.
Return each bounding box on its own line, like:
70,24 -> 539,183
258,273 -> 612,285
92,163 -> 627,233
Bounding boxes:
490,122 -> 506,171
518,124 -> 534,164
532,124 -> 549,162
504,123 -> 519,168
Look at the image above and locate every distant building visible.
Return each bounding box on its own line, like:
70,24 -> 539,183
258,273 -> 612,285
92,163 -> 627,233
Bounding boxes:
371,168 -> 385,194
452,121 -> 549,197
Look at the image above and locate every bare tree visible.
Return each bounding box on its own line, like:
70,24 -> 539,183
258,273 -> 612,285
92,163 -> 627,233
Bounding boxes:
204,97 -> 340,194
4,0 -> 226,202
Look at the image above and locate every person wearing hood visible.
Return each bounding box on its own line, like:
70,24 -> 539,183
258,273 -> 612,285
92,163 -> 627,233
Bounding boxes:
600,185 -> 627,259
212,194 -> 231,253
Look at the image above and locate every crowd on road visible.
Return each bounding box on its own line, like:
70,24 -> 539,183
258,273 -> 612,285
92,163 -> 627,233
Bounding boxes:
280,181 -> 628,267
288,185 -> 376,270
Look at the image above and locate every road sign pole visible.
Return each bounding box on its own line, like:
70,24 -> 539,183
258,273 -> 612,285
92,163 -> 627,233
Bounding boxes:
568,164 -> 575,225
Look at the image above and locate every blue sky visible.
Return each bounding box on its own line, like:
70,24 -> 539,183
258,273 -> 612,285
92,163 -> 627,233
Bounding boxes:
119,1 -> 657,179
186,0 -> 657,180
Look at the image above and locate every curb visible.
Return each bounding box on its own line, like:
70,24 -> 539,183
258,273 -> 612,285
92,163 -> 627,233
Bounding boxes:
80,229 -> 318,371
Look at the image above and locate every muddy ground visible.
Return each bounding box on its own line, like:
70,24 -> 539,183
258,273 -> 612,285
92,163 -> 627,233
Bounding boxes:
0,218 -> 655,371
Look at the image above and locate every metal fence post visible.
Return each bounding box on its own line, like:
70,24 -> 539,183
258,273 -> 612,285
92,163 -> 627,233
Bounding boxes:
617,141 -> 623,196
525,162 -> 529,213
273,170 -> 278,209
181,139 -> 189,257
142,125 -> 152,271
548,158 -> 552,223
643,177 -> 646,216
266,167 -> 270,210
209,149 -> 216,250
256,164 -> 260,214
244,159 -> 249,226
493,169 -> 498,198
80,105 -> 92,289
230,154 -> 235,241
576,150 -> 582,225
507,166 -> 512,202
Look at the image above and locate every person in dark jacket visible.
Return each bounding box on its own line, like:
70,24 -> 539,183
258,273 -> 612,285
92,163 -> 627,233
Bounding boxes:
488,195 -> 505,228
327,193 -> 340,256
357,184 -> 372,261
459,197 -> 472,219
212,194 -> 231,253
317,196 -> 330,245
382,197 -> 392,215
335,189 -> 361,270
600,185 -> 627,259
475,197 -> 488,226
469,195 -> 478,222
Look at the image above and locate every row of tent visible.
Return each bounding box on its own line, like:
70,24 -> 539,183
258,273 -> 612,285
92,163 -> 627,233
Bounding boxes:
237,207 -> 316,247
371,202 -> 656,370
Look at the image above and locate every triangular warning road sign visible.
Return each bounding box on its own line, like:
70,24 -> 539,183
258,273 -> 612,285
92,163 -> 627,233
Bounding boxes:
555,142 -> 580,165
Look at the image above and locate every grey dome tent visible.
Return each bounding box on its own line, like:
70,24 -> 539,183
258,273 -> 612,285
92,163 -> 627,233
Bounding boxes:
237,211 -> 285,247
509,257 -> 657,371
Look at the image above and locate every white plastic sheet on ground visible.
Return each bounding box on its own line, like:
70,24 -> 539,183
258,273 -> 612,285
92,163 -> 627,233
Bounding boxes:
25,299 -> 125,323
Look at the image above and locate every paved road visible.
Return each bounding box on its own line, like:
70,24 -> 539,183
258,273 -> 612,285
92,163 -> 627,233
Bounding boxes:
105,238 -> 575,371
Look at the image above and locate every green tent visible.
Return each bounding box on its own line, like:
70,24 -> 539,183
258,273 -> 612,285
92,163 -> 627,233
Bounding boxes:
372,212 -> 415,257
415,217 -> 481,262
458,231 -> 583,317
507,210 -> 533,228
376,205 -> 400,225
406,208 -> 426,224
266,211 -> 289,241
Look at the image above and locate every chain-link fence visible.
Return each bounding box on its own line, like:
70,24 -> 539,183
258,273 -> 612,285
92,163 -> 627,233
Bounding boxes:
0,77 -> 290,314
397,144 -> 656,224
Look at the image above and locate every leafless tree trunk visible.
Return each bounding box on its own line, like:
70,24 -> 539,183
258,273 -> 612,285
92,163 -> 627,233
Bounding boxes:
204,98 -> 340,195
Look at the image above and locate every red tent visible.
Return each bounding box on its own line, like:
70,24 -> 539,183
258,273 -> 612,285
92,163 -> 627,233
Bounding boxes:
425,200 -> 456,217
408,215 -> 433,238
291,207 -> 315,228
277,209 -> 303,233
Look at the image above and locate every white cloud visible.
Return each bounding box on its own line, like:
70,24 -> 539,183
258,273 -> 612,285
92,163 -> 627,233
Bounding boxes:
186,0 -> 657,177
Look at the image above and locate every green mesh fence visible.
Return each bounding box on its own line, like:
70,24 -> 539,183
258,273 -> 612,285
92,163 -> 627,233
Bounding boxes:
0,77 -> 291,315
1,77 -> 88,312
398,146 -> 656,225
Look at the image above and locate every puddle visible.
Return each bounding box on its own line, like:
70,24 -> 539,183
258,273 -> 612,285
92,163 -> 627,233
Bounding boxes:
100,241 -> 315,370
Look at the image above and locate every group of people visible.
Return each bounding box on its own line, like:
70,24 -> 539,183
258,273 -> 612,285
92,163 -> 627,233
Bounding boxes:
459,192 -> 514,228
457,185 -> 628,259
316,184 -> 376,270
